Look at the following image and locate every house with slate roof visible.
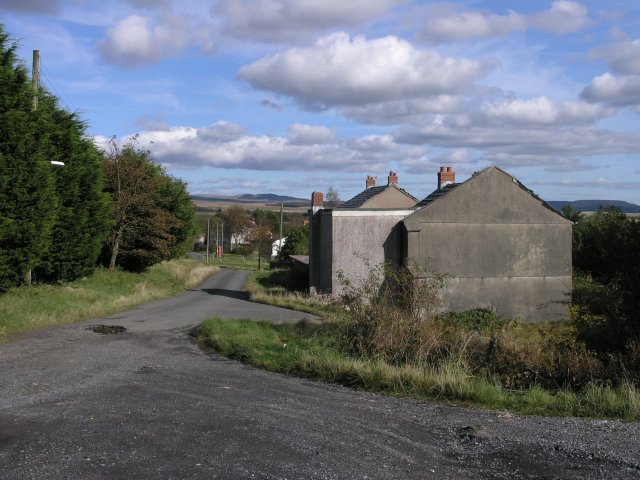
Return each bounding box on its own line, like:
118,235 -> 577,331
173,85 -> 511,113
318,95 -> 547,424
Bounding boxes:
309,166 -> 572,321
309,172 -> 417,295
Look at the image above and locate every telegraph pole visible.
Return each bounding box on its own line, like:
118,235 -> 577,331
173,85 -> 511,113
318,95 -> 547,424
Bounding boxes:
206,217 -> 210,264
25,50 -> 40,285
32,50 -> 39,110
278,202 -> 284,257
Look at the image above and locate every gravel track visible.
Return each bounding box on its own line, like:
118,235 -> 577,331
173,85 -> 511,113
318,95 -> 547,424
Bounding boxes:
1,269 -> 638,479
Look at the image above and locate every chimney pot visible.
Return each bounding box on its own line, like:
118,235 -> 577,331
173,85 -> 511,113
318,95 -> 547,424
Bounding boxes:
437,166 -> 456,189
366,175 -> 376,189
388,171 -> 398,185
311,191 -> 324,214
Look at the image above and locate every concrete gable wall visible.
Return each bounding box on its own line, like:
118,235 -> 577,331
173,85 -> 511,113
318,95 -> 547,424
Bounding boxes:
403,167 -> 572,321
405,168 -> 570,228
361,187 -> 417,209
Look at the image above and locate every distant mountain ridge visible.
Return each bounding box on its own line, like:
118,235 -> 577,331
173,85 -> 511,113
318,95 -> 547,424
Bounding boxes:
192,194 -> 640,213
548,200 -> 640,213
191,193 -> 308,205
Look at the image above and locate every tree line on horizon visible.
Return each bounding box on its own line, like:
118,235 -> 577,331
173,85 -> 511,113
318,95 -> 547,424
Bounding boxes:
0,25 -> 197,292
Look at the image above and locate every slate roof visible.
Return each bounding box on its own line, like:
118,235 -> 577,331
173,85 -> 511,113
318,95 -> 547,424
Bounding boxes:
338,185 -> 418,209
413,183 -> 460,209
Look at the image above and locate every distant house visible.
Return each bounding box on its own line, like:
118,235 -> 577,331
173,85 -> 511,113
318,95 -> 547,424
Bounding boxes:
309,172 -> 417,296
309,166 -> 572,322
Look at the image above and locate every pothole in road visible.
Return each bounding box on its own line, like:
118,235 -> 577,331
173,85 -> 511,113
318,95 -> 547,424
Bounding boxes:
88,325 -> 127,335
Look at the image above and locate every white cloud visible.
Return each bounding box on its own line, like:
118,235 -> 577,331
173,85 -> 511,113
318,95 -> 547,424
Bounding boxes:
349,134 -> 396,152
589,39 -> 640,76
420,6 -> 526,43
581,73 -> 640,108
111,122 -> 401,173
481,97 -> 613,125
238,33 -> 496,110
530,1 -> 590,34
394,112 -> 640,168
287,124 -> 336,145
99,13 -> 190,67
342,95 -> 463,124
197,121 -> 246,142
215,0 -> 404,43
420,1 -> 590,43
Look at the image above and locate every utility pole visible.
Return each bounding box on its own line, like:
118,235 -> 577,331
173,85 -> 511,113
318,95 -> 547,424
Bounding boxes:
25,50 -> 40,285
206,217 -> 210,264
32,50 -> 39,110
221,223 -> 224,258
279,202 -> 284,257
216,222 -> 219,258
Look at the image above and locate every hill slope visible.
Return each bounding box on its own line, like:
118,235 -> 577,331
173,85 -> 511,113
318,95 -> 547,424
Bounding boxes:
548,200 -> 640,213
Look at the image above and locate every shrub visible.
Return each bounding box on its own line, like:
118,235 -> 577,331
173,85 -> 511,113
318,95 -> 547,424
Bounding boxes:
336,258 -> 447,364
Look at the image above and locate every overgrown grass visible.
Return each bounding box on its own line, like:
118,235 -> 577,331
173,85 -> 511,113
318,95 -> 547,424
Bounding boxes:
0,259 -> 217,341
246,268 -> 341,320
197,318 -> 640,421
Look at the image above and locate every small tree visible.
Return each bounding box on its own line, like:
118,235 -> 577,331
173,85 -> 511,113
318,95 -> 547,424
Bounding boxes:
102,138 -> 196,271
326,186 -> 341,208
279,225 -> 308,259
224,205 -> 250,250
561,204 -> 583,223
571,207 -> 640,352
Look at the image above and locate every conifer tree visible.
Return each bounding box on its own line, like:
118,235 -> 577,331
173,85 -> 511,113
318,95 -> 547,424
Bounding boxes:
0,26 -> 57,290
34,93 -> 110,281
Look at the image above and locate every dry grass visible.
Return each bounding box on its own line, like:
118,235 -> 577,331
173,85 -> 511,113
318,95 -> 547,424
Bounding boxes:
0,259 -> 217,341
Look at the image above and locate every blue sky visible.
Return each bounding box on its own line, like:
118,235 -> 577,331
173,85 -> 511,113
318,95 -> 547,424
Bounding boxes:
2,0 -> 640,204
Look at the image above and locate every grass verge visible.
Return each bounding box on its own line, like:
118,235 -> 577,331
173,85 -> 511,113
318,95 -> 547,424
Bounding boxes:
0,259 -> 217,342
246,268 -> 341,320
197,317 -> 640,421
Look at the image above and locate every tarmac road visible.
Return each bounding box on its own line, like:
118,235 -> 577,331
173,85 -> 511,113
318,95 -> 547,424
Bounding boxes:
1,269 -> 639,479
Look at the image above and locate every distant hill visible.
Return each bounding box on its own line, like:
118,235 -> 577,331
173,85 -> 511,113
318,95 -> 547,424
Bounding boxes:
548,200 -> 640,214
192,193 -> 307,203
191,193 -> 309,209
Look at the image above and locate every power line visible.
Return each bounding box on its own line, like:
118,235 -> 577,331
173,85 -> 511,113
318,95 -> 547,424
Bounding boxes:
39,58 -> 76,113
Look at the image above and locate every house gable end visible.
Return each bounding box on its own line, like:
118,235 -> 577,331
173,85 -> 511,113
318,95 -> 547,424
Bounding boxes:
340,184 -> 417,209
404,167 -> 570,229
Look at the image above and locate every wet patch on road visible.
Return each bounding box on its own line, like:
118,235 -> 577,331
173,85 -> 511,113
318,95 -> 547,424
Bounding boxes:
87,325 -> 127,335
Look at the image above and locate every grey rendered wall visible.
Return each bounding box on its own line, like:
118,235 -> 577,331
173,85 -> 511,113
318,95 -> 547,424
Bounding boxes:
404,168 -> 573,322
330,211 -> 411,296
309,210 -> 333,294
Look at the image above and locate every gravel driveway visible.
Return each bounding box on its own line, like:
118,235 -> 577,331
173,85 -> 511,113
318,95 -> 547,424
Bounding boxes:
1,269 -> 639,479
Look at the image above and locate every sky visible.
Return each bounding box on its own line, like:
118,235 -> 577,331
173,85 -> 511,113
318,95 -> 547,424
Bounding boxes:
2,0 -> 640,204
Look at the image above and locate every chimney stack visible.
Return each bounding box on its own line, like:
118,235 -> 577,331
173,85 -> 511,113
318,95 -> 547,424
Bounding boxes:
437,166 -> 455,189
311,191 -> 324,214
387,171 -> 398,186
365,175 -> 376,189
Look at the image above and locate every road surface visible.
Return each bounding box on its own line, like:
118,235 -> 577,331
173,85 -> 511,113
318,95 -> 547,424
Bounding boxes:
1,269 -> 639,479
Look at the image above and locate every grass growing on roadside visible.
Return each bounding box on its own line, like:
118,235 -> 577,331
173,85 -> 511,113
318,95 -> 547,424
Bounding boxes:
0,259 -> 216,342
246,268 -> 342,320
197,317 -> 640,421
